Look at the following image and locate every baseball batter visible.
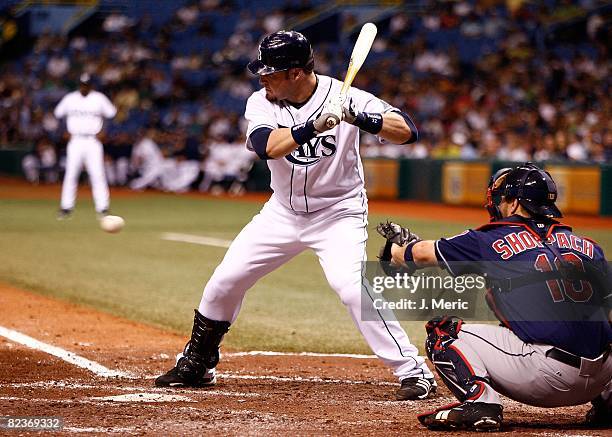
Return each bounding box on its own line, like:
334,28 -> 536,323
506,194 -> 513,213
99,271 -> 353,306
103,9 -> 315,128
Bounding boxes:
54,73 -> 117,219
156,30 -> 435,400
377,163 -> 611,430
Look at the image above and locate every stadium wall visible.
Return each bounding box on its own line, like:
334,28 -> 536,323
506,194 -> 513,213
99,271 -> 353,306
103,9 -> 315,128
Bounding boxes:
1,147 -> 609,216
0,149 -> 28,176
368,159 -> 610,217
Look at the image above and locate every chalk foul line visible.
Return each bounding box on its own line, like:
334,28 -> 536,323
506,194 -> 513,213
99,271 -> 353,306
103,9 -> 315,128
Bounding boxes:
224,350 -> 375,359
0,325 -> 134,379
161,232 -> 232,248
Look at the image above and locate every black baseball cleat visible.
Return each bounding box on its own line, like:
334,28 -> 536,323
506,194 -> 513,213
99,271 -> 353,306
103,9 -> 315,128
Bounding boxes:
56,208 -> 73,220
156,310 -> 230,388
418,401 -> 503,431
585,395 -> 612,427
396,377 -> 437,400
155,357 -> 216,388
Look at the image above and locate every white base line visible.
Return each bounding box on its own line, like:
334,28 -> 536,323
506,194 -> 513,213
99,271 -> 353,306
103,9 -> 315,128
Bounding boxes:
161,232 -> 232,248
218,373 -> 396,386
224,351 -> 376,359
0,326 -> 133,379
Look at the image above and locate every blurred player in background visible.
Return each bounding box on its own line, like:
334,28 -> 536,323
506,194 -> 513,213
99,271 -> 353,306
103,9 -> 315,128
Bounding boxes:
21,137 -> 59,184
104,132 -> 132,187
54,73 -> 117,219
129,129 -> 166,191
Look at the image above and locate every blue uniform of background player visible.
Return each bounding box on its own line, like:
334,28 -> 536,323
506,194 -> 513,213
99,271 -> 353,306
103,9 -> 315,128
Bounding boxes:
377,163 -> 611,431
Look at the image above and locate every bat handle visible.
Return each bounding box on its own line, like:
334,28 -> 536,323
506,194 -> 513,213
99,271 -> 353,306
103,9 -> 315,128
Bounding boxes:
325,116 -> 339,129
323,96 -> 344,129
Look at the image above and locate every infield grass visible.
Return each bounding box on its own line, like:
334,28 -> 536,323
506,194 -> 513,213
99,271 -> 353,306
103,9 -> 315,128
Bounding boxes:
1,194 -> 610,354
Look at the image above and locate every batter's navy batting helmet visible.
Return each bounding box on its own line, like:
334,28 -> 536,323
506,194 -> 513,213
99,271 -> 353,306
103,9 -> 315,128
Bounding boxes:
247,30 -> 314,75
486,162 -> 562,220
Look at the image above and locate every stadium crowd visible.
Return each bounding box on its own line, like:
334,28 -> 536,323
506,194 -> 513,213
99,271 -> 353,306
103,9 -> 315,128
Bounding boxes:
0,0 -> 609,190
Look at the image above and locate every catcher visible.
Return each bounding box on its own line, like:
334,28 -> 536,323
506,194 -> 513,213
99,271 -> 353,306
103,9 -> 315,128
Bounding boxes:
377,162 -> 611,431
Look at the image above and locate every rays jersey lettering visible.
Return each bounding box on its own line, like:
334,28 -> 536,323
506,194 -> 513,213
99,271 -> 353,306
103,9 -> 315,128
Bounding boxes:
54,90 -> 117,136
284,132 -> 336,166
244,74 -> 398,213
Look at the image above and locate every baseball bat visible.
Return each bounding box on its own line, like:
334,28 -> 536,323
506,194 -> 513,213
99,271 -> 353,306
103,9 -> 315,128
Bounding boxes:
325,22 -> 378,129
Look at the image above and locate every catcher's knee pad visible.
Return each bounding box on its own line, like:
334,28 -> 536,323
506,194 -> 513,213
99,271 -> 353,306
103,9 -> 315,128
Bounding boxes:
424,315 -> 464,359
425,316 -> 485,401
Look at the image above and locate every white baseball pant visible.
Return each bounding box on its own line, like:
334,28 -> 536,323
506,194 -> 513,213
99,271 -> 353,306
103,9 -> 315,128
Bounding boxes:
60,136 -> 109,212
198,194 -> 432,381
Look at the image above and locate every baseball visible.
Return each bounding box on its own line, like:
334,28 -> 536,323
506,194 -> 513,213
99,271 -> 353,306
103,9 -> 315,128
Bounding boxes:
100,215 -> 125,233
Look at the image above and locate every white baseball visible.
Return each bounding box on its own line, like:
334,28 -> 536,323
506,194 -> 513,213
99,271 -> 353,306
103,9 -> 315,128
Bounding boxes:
100,215 -> 125,233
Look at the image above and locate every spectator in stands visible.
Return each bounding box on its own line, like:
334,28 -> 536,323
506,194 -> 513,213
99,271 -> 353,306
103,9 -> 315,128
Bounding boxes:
104,132 -> 132,186
533,134 -> 560,162
0,0 -> 609,197
500,131 -> 530,162
46,50 -> 70,79
162,131 -> 202,193
103,10 -> 133,33
566,133 -> 589,161
22,137 -> 58,184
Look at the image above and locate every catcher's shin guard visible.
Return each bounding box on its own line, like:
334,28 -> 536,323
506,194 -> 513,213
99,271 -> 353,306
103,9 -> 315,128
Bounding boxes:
425,316 -> 487,402
156,310 -> 230,387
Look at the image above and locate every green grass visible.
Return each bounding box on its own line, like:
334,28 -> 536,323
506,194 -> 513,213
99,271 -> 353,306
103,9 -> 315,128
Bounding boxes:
0,195 -> 610,354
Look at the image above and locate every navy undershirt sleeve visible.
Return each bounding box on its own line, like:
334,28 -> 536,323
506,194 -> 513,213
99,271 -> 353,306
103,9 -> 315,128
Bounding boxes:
249,127 -> 273,160
391,110 -> 419,144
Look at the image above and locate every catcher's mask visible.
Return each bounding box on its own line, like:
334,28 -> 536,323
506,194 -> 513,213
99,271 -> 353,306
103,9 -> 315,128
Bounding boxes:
486,162 -> 562,221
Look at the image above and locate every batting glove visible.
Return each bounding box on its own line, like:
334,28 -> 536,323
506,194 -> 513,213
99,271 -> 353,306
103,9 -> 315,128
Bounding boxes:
343,98 -> 383,135
314,95 -> 344,132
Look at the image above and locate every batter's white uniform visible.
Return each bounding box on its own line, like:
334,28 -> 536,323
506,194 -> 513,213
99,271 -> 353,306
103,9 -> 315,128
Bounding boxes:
198,75 -> 432,381
54,90 -> 117,213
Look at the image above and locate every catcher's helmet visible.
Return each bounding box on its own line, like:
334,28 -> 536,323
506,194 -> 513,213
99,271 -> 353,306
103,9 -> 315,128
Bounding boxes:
247,30 -> 314,75
486,162 -> 562,220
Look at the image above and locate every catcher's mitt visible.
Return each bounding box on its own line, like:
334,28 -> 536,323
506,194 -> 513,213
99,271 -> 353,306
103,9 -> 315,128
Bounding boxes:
376,221 -> 421,276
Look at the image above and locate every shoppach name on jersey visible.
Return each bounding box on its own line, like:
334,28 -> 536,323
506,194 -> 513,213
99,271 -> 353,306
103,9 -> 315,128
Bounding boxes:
492,231 -> 594,260
286,133 -> 336,166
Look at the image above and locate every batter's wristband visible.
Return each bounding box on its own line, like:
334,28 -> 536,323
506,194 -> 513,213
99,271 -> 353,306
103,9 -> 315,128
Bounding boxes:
291,120 -> 317,145
403,240 -> 420,264
354,112 -> 383,135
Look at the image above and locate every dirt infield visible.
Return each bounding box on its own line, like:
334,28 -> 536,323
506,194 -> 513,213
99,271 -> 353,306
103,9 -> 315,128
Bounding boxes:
1,176 -> 610,229
0,284 -> 608,436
